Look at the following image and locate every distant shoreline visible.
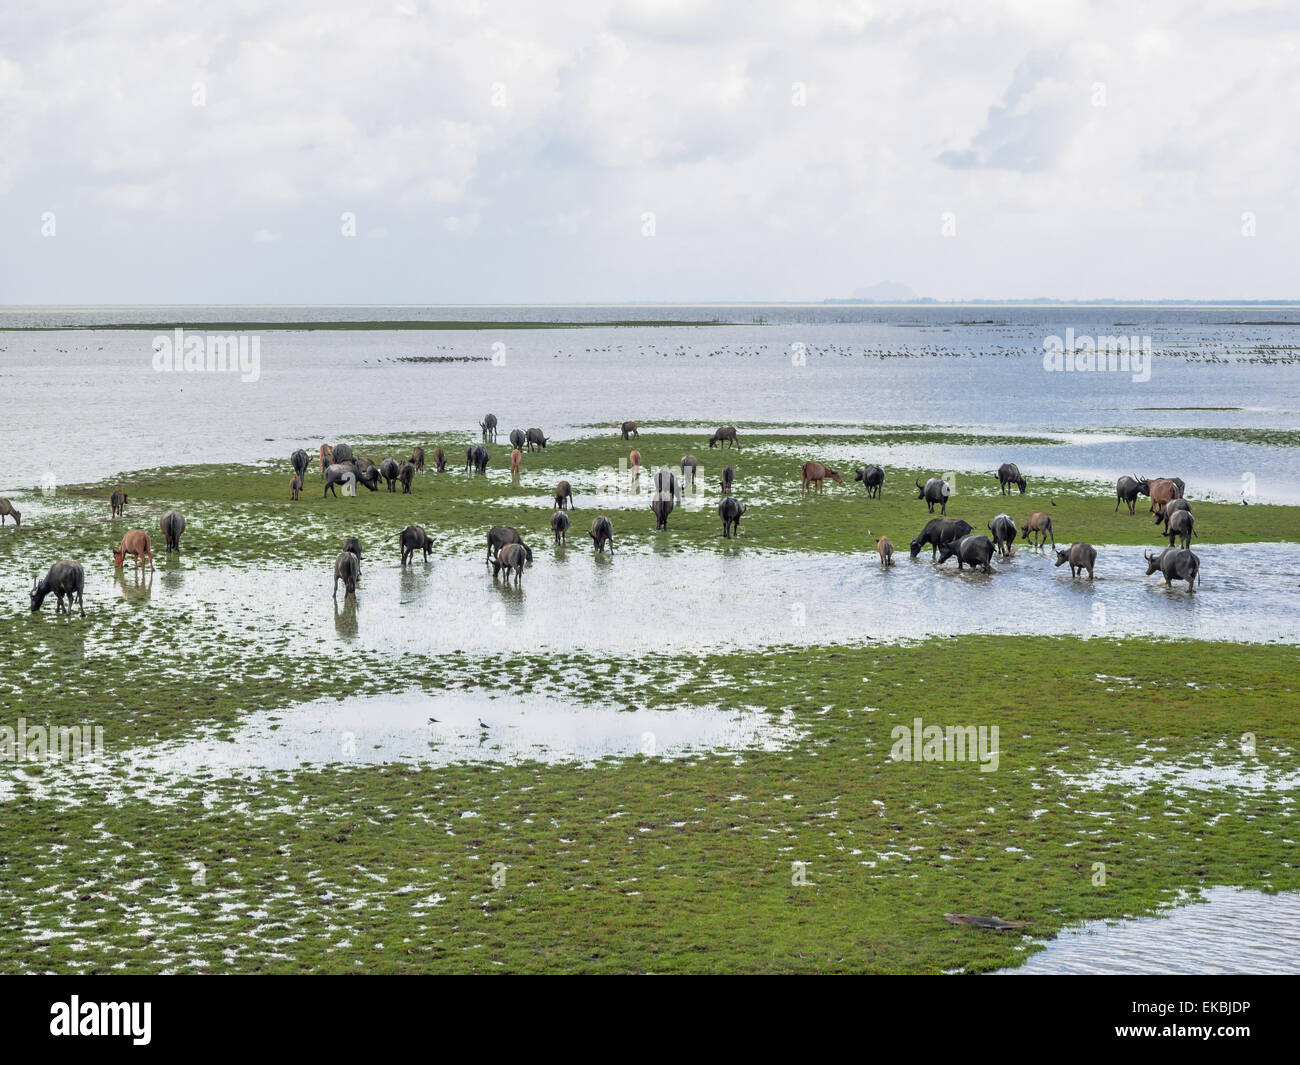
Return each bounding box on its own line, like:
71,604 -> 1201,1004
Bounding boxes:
0,319 -> 727,332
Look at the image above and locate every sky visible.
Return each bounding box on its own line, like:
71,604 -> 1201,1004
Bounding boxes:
1,0 -> 1297,304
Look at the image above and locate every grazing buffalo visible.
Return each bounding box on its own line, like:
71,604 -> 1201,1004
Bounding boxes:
291,449 -> 310,479
1145,547 -> 1200,591
590,515 -> 614,553
721,466 -> 735,494
1115,476 -> 1150,515
1153,497 -> 1191,531
718,496 -> 745,538
411,446 -> 426,472
936,534 -> 996,573
380,458 -> 401,492
551,509 -> 570,545
342,536 -> 363,575
801,461 -> 843,496
525,428 -> 548,452
480,414 -> 498,442
466,445 -> 489,474
680,454 -> 700,488
1054,542 -> 1096,580
398,461 -> 416,494
31,560 -> 85,617
332,443 -> 355,465
290,474 -> 302,500
1148,478 -> 1182,512
493,542 -> 528,585
113,530 -> 155,574
486,526 -> 527,563
555,480 -> 574,510
509,428 -> 527,451
0,498 -> 21,527
400,524 -> 431,565
433,447 -> 447,472
621,421 -> 640,440
160,509 -> 186,552
319,444 -> 334,475
997,463 -> 1026,495
333,551 -> 360,597
854,464 -> 884,498
110,489 -> 127,518
987,514 -> 1017,557
876,536 -> 894,567
654,468 -> 681,503
915,478 -> 950,515
709,426 -> 739,449
1020,512 -> 1055,549
1166,508 -> 1195,549
324,462 -> 379,497
910,518 -> 974,559
651,490 -> 675,530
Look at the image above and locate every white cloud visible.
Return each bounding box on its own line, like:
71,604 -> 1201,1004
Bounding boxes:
0,0 -> 1296,301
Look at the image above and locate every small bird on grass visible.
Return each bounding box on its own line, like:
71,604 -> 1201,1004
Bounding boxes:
944,913 -> 1028,930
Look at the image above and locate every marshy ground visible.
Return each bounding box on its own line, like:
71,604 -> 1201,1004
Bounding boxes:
1,429 -> 1297,972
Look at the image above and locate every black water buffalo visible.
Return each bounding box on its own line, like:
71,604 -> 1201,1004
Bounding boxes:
854,464 -> 884,498
708,426 -> 738,449
291,449 -> 310,479
160,509 -> 186,553
324,462 -> 379,497
997,463 -> 1026,495
554,480 -> 574,510
110,489 -> 127,517
910,518 -> 974,559
1166,508 -> 1195,549
480,414 -> 498,441
551,509 -> 570,545
342,536 -> 363,576
680,454 -> 699,487
1144,547 -> 1200,591
590,515 -> 614,553
1115,476 -> 1150,514
651,469 -> 679,530
915,477 -> 951,515
1153,497 -> 1191,531
620,421 -> 639,440
332,443 -> 356,465
466,445 -> 489,474
400,524 -> 431,565
654,468 -> 681,503
1054,542 -> 1096,580
492,542 -> 528,584
525,428 -> 548,451
380,458 -> 401,491
509,428 -> 526,451
398,461 -> 416,494
333,551 -> 359,597
486,526 -> 529,563
30,560 -> 85,616
987,514 -> 1017,557
721,466 -> 735,494
935,534 -> 996,573
718,496 -> 745,538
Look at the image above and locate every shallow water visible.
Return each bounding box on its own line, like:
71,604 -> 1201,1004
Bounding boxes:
2,307 -> 1298,493
25,542 -> 1300,653
998,887 -> 1300,974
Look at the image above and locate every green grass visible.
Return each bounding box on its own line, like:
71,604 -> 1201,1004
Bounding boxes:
7,431 -> 1293,571
1,429 -> 1297,973
0,636 -> 1295,973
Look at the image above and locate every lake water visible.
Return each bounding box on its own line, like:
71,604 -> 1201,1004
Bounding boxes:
1,305 -> 1298,497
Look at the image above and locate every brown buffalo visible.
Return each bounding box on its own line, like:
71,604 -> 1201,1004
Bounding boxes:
1020,512 -> 1055,549
801,461 -> 843,496
112,529 -> 155,574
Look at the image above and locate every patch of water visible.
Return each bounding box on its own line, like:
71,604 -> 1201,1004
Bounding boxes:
997,886 -> 1300,974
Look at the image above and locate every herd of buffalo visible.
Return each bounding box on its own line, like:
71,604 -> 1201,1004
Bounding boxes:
4,419 -> 1204,613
